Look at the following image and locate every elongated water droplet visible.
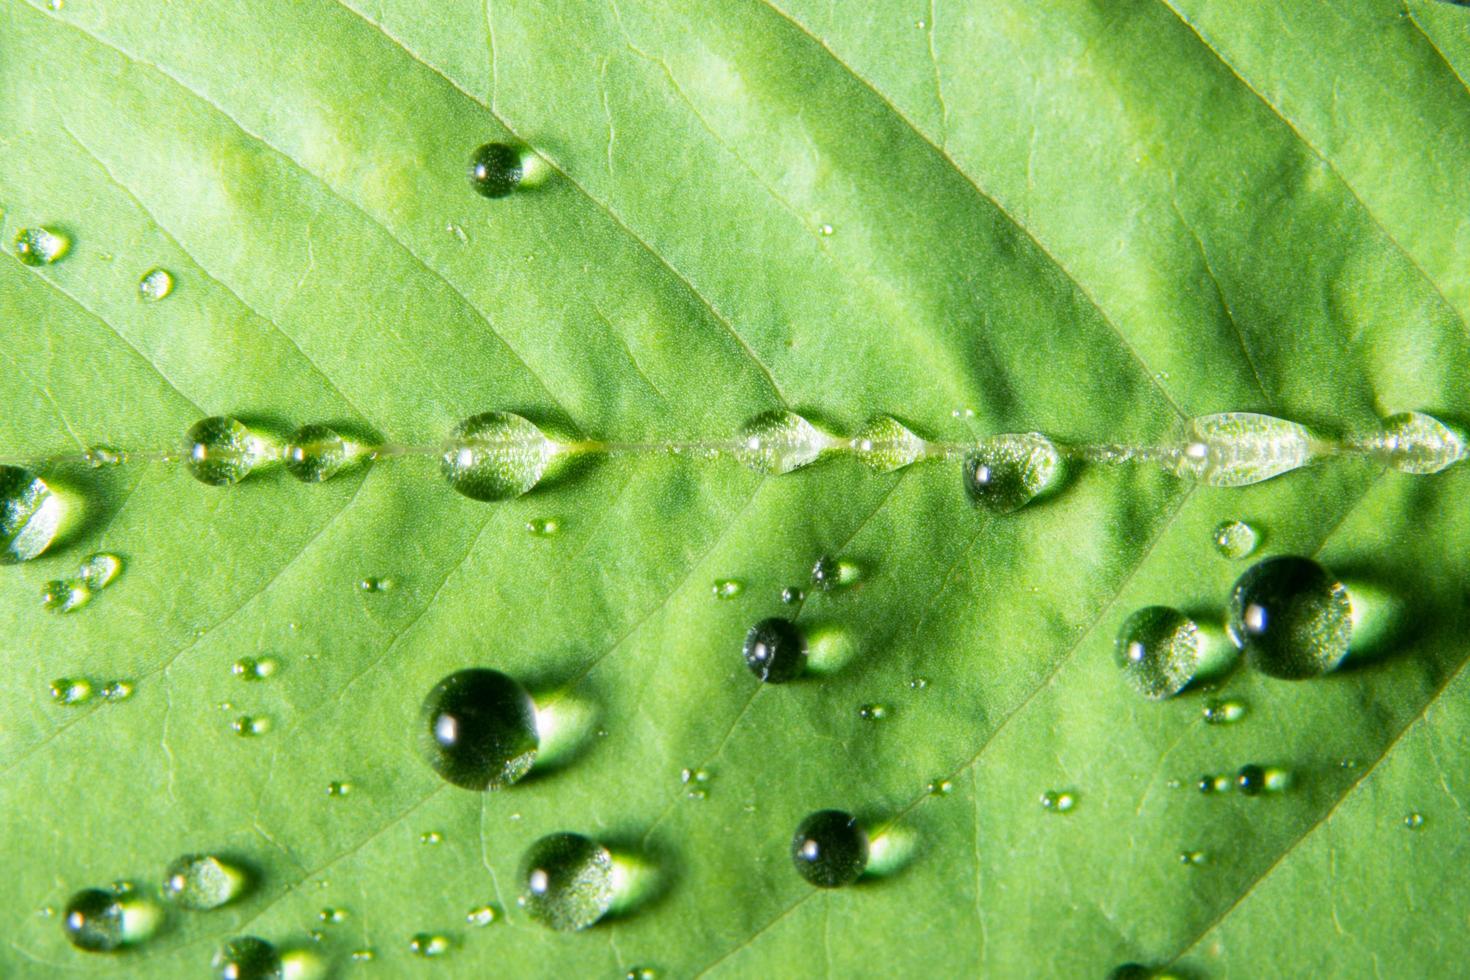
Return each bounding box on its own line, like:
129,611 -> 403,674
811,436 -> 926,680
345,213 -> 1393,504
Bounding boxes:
163,854 -> 247,910
1040,790 -> 1077,813
419,669 -> 538,790
100,680 -> 134,701
963,433 -> 1060,513
791,810 -> 868,887
358,576 -> 394,593
1212,519 -> 1258,559
909,676 -> 930,690
1404,812 -> 1425,830
232,656 -> 278,681
78,552 -> 122,589
1202,698 -> 1246,724
466,904 -> 499,926
1227,556 -> 1351,679
231,715 -> 271,737
213,936 -> 282,979
927,778 -> 954,796
326,780 -> 353,797
409,933 -> 451,957
50,677 -> 93,705
852,416 -> 926,472
626,968 -> 657,980
1173,413 -> 1314,487
742,617 -> 807,683
526,517 -> 560,536
518,832 -> 615,931
420,830 -> 444,845
138,268 -> 174,300
1375,411 -> 1465,474
441,412 -> 555,501
283,424 -> 349,483
858,703 -> 888,721
14,226 -> 70,265
350,948 -> 375,962
84,445 -> 125,468
319,907 -> 348,924
1115,606 -> 1200,700
0,465 -> 62,563
469,142 -> 527,199
186,417 -> 267,486
42,579 -> 91,613
711,578 -> 742,599
733,412 -> 833,474
1178,850 -> 1206,867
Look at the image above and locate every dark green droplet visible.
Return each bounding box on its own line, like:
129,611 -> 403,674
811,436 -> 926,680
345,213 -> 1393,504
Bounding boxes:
468,142 -> 525,198
62,888 -> 124,952
518,832 -> 615,931
743,617 -> 806,683
213,935 -> 282,980
1236,764 -> 1266,796
1196,775 -> 1216,795
283,424 -> 349,483
1227,556 -> 1351,679
419,669 -> 538,790
790,809 -> 868,887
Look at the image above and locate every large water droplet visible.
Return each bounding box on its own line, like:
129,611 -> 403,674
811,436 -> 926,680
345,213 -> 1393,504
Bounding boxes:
185,417 -> 267,487
0,465 -> 62,563
1115,606 -> 1200,700
742,617 -> 806,683
851,416 -> 926,472
138,268 -> 174,300
468,142 -> 526,199
1212,519 -> 1258,560
62,889 -> 124,952
419,669 -> 538,790
213,936 -> 282,980
14,226 -> 70,265
1376,411 -> 1465,474
518,832 -> 615,931
962,433 -> 1060,513
1173,413 -> 1314,487
733,412 -> 833,474
1227,556 -> 1351,679
791,810 -> 868,887
162,854 -> 247,910
440,412 -> 555,501
283,424 -> 349,483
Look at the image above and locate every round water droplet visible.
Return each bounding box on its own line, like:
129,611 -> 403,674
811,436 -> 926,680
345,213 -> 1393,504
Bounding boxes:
1236,764 -> 1267,796
780,586 -> 804,605
1173,412 -> 1314,487
1040,790 -> 1076,813
1114,606 -> 1200,700
852,416 -> 926,472
440,412 -> 555,501
1202,698 -> 1246,725
185,417 -> 265,487
466,904 -> 499,926
742,617 -> 806,684
518,832 -> 615,931
420,830 -> 444,845
909,676 -> 929,690
77,552 -> 122,589
231,715 -> 272,737
927,778 -> 954,796
526,517 -> 560,536
213,936 -> 282,980
711,578 -> 742,599
319,907 -> 347,924
1197,774 -> 1231,795
810,554 -> 860,592
468,142 -> 526,199
14,226 -> 70,265
283,424 -> 349,483
1227,556 -> 1351,679
409,933 -> 451,957
791,810 -> 868,888
858,703 -> 888,721
1378,411 -> 1465,474
50,677 -> 93,705
733,412 -> 833,474
1177,850 -> 1207,866
231,656 -> 277,681
163,854 -> 247,910
100,680 -> 134,701
0,465 -> 62,563
327,781 -> 352,797
138,268 -> 174,300
1212,519 -> 1258,560
419,669 -> 538,790
62,889 -> 125,952
818,223 -> 834,236
42,579 -> 91,614
962,433 -> 1061,513
1404,812 -> 1425,830
358,576 -> 394,593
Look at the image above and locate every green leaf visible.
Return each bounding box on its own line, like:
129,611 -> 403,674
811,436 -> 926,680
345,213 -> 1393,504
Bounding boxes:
2,0 -> 1468,974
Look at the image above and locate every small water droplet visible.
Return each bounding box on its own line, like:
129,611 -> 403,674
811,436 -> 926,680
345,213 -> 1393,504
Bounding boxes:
42,578 -> 91,614
909,676 -> 930,690
1212,519 -> 1258,560
0,465 -> 62,563
811,554 -> 860,591
231,656 -> 278,681
1178,850 -> 1207,866
213,936 -> 282,979
1040,790 -> 1077,813
350,948 -> 376,962
319,907 -> 348,924
327,781 -> 353,797
626,969 -> 657,980
818,223 -> 834,236
851,416 -> 926,472
84,445 -> 125,468
733,412 -> 834,474
162,854 -> 247,910
62,888 -> 151,952
791,810 -> 868,887
1173,412 -> 1315,486
232,714 -> 272,737
77,552 -> 122,589
1115,606 -> 1200,700
963,433 -> 1061,513
1227,556 -> 1351,679
420,830 -> 444,845
1197,774 -> 1232,794
469,142 -> 527,199
915,17 -> 927,28
419,669 -> 538,789
138,268 -> 174,300
185,416 -> 268,487
780,585 -> 804,604
283,424 -> 350,483
526,517 -> 560,536
519,832 -> 616,931
409,933 -> 452,958
50,677 -> 93,706
441,412 -> 555,501
100,681 -> 133,705
359,576 -> 394,593
466,904 -> 499,926
1236,764 -> 1267,796
927,778 -> 954,796
1202,698 -> 1246,725
1375,411 -> 1465,474
858,703 -> 888,721
742,617 -> 807,683
1404,812 -> 1425,830
1166,778 -> 1182,790
711,578 -> 742,599
14,226 -> 69,265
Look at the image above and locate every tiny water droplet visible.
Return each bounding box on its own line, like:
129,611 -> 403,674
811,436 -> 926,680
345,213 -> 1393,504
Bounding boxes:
519,832 -> 615,931
162,854 -> 247,910
441,412 -> 555,501
138,268 -> 174,300
100,681 -> 133,704
185,416 -> 267,487
858,703 -> 888,721
1166,778 -> 1182,790
1197,774 -> 1232,794
526,517 -> 560,536
327,781 -> 353,797
409,933 -> 452,958
1212,519 -> 1258,560
963,433 -> 1061,513
1202,698 -> 1246,724
780,585 -> 804,605
419,669 -> 538,789
319,907 -> 348,924
1040,790 -> 1076,813
927,778 -> 954,796
213,936 -> 282,979
1115,606 -> 1200,700
1236,764 -> 1289,795
818,223 -> 834,236
420,830 -> 444,845
1375,411 -> 1465,474
447,222 -> 468,243
50,677 -> 93,705
232,714 -> 272,737
1178,850 -> 1206,866
359,576 -> 394,593
852,416 -> 926,472
791,810 -> 868,887
0,465 -> 62,563
466,904 -> 499,926
909,676 -> 930,690
14,226 -> 69,265
711,578 -> 742,599
733,412 -> 834,474
283,424 -> 350,483
626,969 -> 658,980
1173,412 -> 1315,486
37,905 -> 55,918
231,657 -> 278,681
742,617 -> 807,683
1404,812 -> 1425,830
84,445 -> 125,468
350,948 -> 376,962
1227,556 -> 1351,679
469,142 -> 527,199
811,554 -> 860,591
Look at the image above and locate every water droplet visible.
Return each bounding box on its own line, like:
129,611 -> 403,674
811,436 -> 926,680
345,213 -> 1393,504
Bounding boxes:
0,465 -> 62,563
711,578 -> 742,599
927,778 -> 954,796
78,552 -> 122,589
14,226 -> 69,265
283,424 -> 349,483
419,669 -> 538,789
42,579 -> 91,614
791,810 -> 868,887
818,223 -> 834,236
100,680 -> 134,701
409,933 -> 451,957
1376,411 -> 1465,474
62,889 -> 128,952
1040,790 -> 1077,813
231,656 -> 278,681
84,445 -> 125,467
466,904 -> 499,926
350,948 -> 376,962
440,412 -> 555,501
1236,764 -> 1266,796
1202,698 -> 1246,725
742,617 -> 807,683
526,517 -> 560,536
185,416 -> 267,487
358,576 -> 394,593
138,268 -> 174,300
1178,850 -> 1207,866
420,830 -> 444,845
162,854 -> 247,910
319,907 -> 348,924
469,142 -> 526,199
852,416 -> 926,472
733,411 -> 834,474
1173,412 -> 1315,487
327,781 -> 353,797
1212,519 -> 1258,560
811,554 -> 860,591
518,832 -> 615,931
1197,774 -> 1232,794
213,936 -> 282,979
1107,966 -> 1155,980
780,586 -> 804,605
962,433 -> 1061,513
1227,556 -> 1351,679
1404,812 -> 1425,830
858,703 -> 888,721
50,677 -> 93,705
909,676 -> 930,690
1115,606 -> 1200,700
232,715 -> 272,737
447,222 -> 468,243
